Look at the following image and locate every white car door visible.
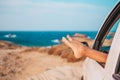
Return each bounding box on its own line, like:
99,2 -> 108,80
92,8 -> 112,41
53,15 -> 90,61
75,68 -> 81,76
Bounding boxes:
82,1 -> 120,79
104,23 -> 120,80
83,22 -> 120,80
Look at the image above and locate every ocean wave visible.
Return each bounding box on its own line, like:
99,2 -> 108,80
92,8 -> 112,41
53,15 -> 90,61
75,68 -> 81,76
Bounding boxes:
46,46 -> 52,48
4,34 -> 16,38
87,36 -> 90,39
51,39 -> 60,43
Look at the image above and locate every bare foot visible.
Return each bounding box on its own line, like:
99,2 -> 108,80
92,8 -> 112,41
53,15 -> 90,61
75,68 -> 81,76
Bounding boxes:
62,35 -> 88,59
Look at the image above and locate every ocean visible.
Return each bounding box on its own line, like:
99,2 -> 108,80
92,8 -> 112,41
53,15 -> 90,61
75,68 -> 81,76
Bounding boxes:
0,31 -> 97,47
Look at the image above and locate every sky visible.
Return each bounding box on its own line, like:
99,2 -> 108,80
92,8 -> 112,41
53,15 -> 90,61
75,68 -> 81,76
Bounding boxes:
0,0 -> 119,31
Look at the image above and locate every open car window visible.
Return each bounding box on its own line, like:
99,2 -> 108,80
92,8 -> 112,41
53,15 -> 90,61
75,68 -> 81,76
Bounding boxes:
100,19 -> 120,53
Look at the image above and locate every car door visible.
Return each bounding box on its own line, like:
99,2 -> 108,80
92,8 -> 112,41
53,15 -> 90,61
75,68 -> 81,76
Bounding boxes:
83,1 -> 120,80
104,21 -> 120,80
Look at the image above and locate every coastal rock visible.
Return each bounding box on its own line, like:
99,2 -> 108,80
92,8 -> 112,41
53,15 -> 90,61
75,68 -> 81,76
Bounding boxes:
0,41 -> 21,49
73,33 -> 113,47
60,33 -> 93,47
103,38 -> 113,46
71,36 -> 93,47
73,33 -> 87,38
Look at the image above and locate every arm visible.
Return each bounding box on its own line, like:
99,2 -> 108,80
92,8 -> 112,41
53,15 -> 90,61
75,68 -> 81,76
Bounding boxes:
62,35 -> 107,63
84,47 -> 107,63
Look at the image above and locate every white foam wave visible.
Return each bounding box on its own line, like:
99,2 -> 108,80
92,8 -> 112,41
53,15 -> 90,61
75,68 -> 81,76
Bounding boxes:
4,34 -> 16,38
46,46 -> 52,48
87,36 -> 90,39
51,39 -> 60,43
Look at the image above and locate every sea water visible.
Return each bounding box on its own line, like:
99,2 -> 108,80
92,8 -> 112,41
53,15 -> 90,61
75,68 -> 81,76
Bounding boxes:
0,31 -> 97,47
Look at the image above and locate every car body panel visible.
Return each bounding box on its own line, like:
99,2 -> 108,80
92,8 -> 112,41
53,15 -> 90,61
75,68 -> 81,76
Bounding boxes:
83,58 -> 104,80
104,23 -> 120,80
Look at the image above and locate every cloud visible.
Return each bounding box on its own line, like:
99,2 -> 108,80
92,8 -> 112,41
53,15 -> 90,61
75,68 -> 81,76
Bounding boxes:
0,0 -> 96,8
0,0 -> 102,15
0,0 -> 26,6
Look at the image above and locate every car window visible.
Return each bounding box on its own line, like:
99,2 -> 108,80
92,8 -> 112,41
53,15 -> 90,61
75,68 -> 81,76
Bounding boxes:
100,19 -> 120,53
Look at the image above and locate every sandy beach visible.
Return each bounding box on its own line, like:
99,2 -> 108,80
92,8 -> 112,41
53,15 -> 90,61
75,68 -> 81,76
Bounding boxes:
0,40 -> 84,80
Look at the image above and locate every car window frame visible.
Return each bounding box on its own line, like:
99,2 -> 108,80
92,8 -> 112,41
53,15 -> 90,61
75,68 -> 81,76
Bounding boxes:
93,1 -> 120,51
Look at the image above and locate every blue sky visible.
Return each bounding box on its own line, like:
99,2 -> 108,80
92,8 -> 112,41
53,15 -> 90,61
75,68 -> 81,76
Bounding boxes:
0,0 -> 119,31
